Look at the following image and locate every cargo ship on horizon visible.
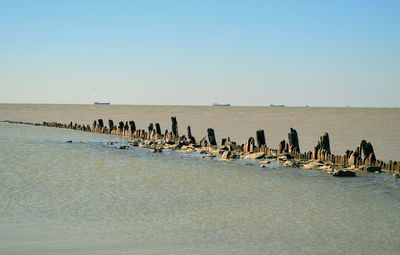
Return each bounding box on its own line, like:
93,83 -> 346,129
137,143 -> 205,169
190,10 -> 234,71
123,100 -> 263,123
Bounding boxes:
212,103 -> 230,106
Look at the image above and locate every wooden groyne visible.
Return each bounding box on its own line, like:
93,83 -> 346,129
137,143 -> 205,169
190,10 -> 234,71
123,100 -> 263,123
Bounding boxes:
2,118 -> 400,178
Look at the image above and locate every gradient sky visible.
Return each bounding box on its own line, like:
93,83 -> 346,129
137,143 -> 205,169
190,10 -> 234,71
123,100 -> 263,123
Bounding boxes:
0,0 -> 399,107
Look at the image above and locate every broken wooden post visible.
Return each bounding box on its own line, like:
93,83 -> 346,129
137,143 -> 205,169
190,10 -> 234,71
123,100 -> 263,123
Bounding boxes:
129,121 -> 136,134
123,121 -> 129,136
108,120 -> 114,131
360,140 -> 375,159
187,126 -> 196,143
171,117 -> 178,137
91,120 -> 97,132
207,128 -> 217,146
155,123 -> 161,135
118,121 -> 124,135
244,137 -> 255,153
319,133 -> 330,154
148,123 -> 154,133
312,146 -> 319,160
256,130 -> 266,148
97,119 -> 104,128
278,140 -> 285,154
221,138 -> 227,146
288,128 -> 300,152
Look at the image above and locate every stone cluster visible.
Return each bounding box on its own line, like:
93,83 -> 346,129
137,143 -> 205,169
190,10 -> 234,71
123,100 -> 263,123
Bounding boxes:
3,118 -> 400,178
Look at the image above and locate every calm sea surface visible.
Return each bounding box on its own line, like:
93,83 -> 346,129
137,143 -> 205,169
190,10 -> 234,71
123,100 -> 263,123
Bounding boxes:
1,104 -> 400,254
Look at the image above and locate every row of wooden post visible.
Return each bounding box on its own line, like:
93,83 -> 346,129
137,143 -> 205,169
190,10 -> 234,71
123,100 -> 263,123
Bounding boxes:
41,116 -> 400,173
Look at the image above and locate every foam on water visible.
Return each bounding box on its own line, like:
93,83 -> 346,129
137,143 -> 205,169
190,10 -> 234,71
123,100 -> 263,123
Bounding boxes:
1,122 -> 400,254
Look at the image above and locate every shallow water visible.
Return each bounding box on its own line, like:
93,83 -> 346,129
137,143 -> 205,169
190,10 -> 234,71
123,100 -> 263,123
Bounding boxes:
1,105 -> 400,254
1,104 -> 399,161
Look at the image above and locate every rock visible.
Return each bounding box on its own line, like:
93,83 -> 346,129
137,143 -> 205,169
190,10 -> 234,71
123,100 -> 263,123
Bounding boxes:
221,151 -> 238,160
119,145 -> 129,149
332,170 -> 356,177
393,173 -> 400,179
149,148 -> 162,153
218,146 -> 229,151
283,160 -> 300,168
221,151 -> 232,160
165,139 -> 175,145
316,165 -> 332,171
130,141 -> 139,146
302,161 -> 325,169
244,152 -> 265,160
365,166 -> 381,173
260,164 -> 267,168
66,140 -> 72,143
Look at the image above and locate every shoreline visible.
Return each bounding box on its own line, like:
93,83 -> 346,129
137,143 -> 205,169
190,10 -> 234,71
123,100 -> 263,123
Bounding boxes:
2,118 -> 400,178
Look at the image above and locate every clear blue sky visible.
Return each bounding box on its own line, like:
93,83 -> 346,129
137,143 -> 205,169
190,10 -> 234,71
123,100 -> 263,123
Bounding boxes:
1,0 -> 399,107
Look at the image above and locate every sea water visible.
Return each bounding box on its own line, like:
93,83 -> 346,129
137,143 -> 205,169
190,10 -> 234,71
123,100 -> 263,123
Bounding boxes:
0,104 -> 400,254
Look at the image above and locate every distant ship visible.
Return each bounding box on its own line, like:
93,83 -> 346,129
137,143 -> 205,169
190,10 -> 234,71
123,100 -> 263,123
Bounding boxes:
212,103 -> 231,106
94,102 -> 110,105
270,104 -> 285,107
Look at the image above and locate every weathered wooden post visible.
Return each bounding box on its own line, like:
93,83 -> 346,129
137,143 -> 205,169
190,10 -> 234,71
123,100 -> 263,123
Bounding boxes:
123,121 -> 129,136
207,128 -> 217,146
129,121 -> 136,134
221,138 -> 227,146
98,119 -> 104,128
118,121 -> 124,135
288,128 -> 300,152
360,140 -> 375,160
312,146 -> 319,160
148,123 -> 154,139
256,130 -> 266,149
187,126 -> 196,143
171,117 -> 178,137
278,140 -> 285,154
91,120 -> 97,132
319,133 -> 330,154
108,120 -> 114,131
155,123 -> 161,136
367,153 -> 376,165
245,137 -> 255,153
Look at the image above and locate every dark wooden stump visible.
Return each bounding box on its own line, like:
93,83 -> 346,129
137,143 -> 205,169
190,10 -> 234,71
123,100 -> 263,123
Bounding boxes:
148,123 -> 154,133
97,119 -> 104,128
118,121 -> 124,132
312,146 -> 319,160
129,121 -> 136,134
207,128 -> 217,146
221,138 -> 227,146
171,117 -> 178,137
278,140 -> 286,154
256,130 -> 266,148
155,123 -> 161,135
108,120 -> 114,131
319,132 -> 330,154
288,128 -> 300,152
